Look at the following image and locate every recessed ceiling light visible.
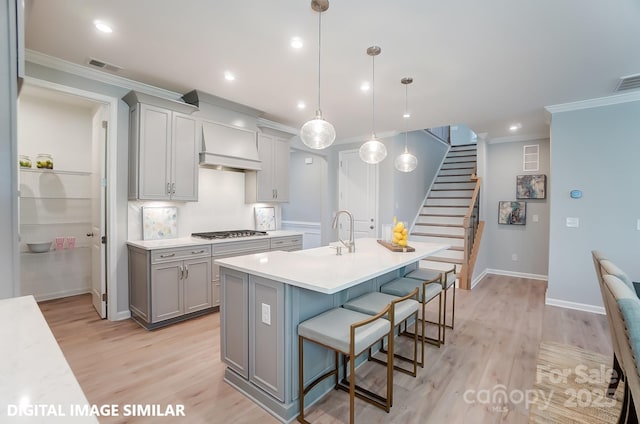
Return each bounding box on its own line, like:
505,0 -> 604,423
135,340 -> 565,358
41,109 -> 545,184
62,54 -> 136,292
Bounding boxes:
224,71 -> 235,81
403,112 -> 411,118
290,37 -> 303,49
297,101 -> 306,109
509,123 -> 522,131
360,81 -> 370,91
93,20 -> 113,33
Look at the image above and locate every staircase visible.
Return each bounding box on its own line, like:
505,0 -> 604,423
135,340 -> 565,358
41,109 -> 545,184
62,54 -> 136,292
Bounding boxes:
410,144 -> 483,289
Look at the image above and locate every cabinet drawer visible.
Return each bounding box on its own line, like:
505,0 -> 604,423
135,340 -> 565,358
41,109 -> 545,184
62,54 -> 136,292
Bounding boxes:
211,239 -> 270,256
151,245 -> 211,264
270,236 -> 302,251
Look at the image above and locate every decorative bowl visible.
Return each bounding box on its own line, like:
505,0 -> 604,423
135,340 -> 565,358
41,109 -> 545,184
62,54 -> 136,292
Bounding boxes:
27,242 -> 52,253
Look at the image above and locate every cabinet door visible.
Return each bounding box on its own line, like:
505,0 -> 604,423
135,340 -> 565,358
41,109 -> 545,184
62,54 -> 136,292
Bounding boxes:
256,134 -> 275,201
183,257 -> 212,314
220,268 -> 249,379
171,113 -> 198,201
249,276 -> 285,401
151,261 -> 183,322
139,104 -> 171,200
272,136 -> 290,202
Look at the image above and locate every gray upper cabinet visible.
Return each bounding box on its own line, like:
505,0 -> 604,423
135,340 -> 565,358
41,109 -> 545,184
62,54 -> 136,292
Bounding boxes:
245,133 -> 290,203
124,91 -> 199,201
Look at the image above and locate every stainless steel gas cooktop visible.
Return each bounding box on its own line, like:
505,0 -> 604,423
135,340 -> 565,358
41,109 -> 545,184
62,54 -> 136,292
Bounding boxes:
191,230 -> 268,240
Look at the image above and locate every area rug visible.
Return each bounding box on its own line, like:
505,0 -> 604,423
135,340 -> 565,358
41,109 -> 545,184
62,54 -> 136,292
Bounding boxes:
529,341 -> 624,423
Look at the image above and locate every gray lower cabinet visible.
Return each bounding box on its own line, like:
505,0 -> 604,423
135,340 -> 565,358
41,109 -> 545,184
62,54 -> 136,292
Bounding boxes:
129,244 -> 212,328
211,238 -> 271,307
220,268 -> 286,402
220,268 -> 249,378
249,276 -> 285,401
269,235 -> 303,252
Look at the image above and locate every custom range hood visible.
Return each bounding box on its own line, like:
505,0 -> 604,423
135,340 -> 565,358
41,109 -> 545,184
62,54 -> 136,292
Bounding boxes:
183,89 -> 262,171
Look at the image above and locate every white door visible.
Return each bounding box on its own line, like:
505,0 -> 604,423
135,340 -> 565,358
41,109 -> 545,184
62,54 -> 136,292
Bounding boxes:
338,150 -> 378,239
90,106 -> 107,318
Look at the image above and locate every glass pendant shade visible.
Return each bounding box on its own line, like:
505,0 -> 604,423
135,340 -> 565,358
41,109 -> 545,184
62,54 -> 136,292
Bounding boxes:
300,0 -> 335,150
300,111 -> 336,149
359,137 -> 387,164
395,146 -> 418,172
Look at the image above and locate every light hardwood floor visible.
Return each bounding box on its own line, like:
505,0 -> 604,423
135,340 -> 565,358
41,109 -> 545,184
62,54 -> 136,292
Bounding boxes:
38,274 -> 611,424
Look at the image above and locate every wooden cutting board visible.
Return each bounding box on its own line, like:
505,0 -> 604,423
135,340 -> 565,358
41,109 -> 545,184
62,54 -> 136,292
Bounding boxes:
377,239 -> 415,252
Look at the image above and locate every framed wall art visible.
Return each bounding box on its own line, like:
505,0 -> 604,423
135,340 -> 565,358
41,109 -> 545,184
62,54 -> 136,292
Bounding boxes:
516,174 -> 546,199
498,201 -> 526,225
254,206 -> 276,231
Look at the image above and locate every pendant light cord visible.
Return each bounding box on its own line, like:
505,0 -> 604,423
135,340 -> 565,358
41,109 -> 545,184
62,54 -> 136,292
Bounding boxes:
371,54 -> 376,136
317,11 -> 322,112
404,83 -> 408,150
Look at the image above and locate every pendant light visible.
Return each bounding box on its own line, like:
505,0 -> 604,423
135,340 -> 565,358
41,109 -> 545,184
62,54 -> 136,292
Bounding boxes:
395,77 -> 418,173
300,0 -> 336,149
359,46 -> 387,164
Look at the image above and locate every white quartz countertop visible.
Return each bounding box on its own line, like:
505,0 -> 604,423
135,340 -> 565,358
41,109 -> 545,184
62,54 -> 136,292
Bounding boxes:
0,296 -> 97,423
215,238 -> 450,294
126,230 -> 302,250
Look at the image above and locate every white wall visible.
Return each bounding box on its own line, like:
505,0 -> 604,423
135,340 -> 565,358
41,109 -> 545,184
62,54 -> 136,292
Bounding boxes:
18,93 -> 93,171
548,98 -> 640,310
127,168 -> 275,239
480,138 -> 550,278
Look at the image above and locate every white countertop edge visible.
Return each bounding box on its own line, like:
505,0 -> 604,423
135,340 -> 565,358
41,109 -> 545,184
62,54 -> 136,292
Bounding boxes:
126,231 -> 302,250
216,240 -> 450,294
0,296 -> 97,423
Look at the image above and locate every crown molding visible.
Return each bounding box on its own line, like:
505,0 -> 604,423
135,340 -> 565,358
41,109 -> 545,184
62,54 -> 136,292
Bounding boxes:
256,118 -> 298,136
25,49 -> 184,100
545,90 -> 640,115
487,133 -> 549,145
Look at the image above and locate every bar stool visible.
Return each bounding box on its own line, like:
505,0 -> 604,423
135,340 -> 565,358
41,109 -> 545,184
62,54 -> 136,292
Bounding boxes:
297,304 -> 393,424
380,276 -> 442,367
405,265 -> 457,344
342,288 -> 420,382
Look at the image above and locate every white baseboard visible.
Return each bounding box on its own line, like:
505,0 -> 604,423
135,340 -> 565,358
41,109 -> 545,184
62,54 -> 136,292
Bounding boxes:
33,288 -> 91,302
471,269 -> 488,289
485,268 -> 548,281
470,268 -> 547,289
545,298 -> 606,315
110,310 -> 132,321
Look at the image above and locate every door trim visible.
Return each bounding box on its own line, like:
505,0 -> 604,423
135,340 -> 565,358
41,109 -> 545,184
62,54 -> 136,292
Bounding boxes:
337,149 -> 379,239
23,76 -> 121,320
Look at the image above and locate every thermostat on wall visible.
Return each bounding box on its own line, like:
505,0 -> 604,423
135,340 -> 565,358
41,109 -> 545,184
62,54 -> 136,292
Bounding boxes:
570,190 -> 582,199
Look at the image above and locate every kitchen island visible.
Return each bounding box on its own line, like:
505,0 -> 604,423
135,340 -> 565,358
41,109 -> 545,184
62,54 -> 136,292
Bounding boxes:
215,238 -> 449,422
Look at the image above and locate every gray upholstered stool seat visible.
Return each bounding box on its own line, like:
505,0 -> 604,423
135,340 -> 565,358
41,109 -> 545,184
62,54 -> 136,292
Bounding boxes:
297,306 -> 393,424
343,290 -> 420,378
405,266 -> 457,344
382,277 -> 441,302
343,292 -> 419,323
381,276 -> 443,367
298,307 -> 391,355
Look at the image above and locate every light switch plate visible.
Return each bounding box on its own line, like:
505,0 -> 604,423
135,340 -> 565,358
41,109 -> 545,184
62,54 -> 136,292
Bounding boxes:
261,303 -> 271,326
566,217 -> 579,228
532,214 -> 539,223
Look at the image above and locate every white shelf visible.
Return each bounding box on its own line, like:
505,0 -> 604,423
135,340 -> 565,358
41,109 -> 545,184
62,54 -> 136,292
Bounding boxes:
20,168 -> 91,176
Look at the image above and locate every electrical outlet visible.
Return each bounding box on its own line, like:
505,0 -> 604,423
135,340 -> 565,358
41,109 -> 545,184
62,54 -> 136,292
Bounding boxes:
261,303 -> 271,326
512,253 -> 518,261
